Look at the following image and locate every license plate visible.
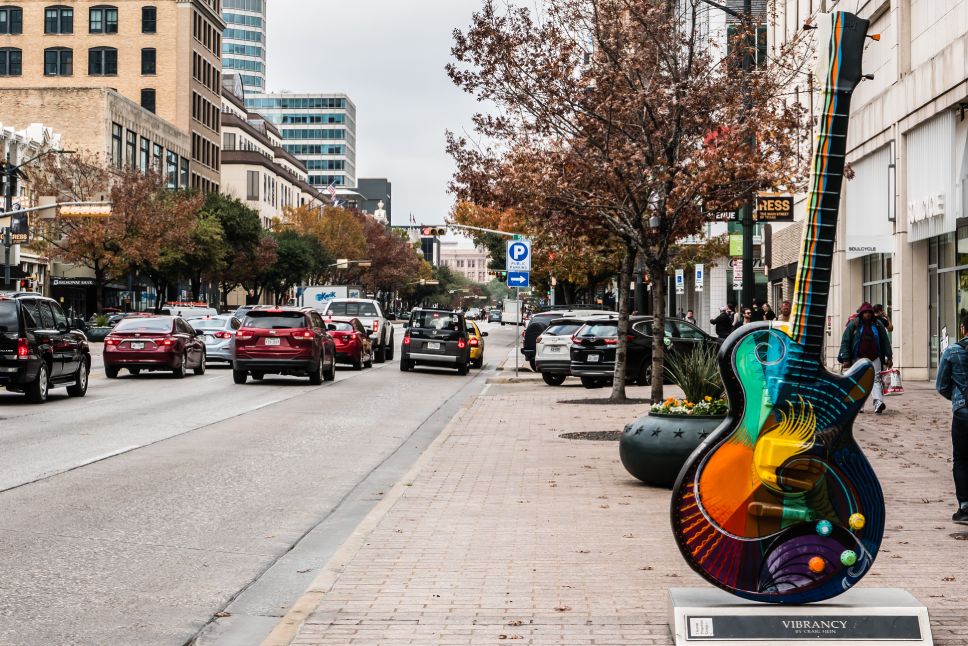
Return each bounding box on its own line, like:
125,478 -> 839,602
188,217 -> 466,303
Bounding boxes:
549,346 -> 562,353
265,338 -> 281,346
129,342 -> 144,350
427,342 -> 441,350
588,354 -> 600,363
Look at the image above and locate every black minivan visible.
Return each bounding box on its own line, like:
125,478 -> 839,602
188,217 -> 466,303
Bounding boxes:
400,308 -> 471,375
0,294 -> 91,403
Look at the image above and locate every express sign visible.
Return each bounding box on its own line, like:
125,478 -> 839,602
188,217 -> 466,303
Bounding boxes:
754,193 -> 794,222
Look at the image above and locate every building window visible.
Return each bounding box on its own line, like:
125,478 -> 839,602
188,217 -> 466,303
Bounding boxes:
43,47 -> 72,76
141,88 -> 156,114
126,130 -> 137,168
166,150 -> 177,188
141,6 -> 156,33
44,6 -> 73,34
246,170 -> 259,200
89,6 -> 117,34
111,123 -> 123,168
141,48 -> 156,74
88,47 -> 117,76
139,137 -> 150,173
152,143 -> 162,171
862,253 -> 893,318
0,7 -> 23,34
0,48 -> 21,76
180,157 -> 189,188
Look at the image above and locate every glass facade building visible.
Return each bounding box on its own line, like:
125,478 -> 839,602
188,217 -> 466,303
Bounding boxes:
245,93 -> 357,189
222,0 -> 265,91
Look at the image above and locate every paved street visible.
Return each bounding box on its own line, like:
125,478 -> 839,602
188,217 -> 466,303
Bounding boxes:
0,323 -> 516,646
273,376 -> 968,646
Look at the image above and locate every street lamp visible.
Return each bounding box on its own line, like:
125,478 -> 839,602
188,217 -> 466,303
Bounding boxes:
2,148 -> 76,291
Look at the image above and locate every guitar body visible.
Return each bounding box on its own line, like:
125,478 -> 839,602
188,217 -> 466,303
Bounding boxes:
671,322 -> 884,603
670,11 -> 884,603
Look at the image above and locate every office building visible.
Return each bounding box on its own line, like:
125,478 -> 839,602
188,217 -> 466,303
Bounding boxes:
440,242 -> 490,284
0,0 -> 224,192
244,92 -> 357,193
221,0 -> 266,91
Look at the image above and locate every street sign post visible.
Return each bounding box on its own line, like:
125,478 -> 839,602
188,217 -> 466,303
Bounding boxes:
694,264 -> 704,292
675,269 -> 685,295
507,271 -> 529,288
506,239 -> 532,272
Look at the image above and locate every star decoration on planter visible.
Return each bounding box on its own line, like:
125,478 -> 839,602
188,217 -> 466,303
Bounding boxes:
698,430 -> 710,439
651,429 -> 661,437
674,430 -> 684,438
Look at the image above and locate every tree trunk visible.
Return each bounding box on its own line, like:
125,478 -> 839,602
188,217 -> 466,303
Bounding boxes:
94,265 -> 105,315
609,244 -> 636,403
190,273 -> 202,302
648,259 -> 667,403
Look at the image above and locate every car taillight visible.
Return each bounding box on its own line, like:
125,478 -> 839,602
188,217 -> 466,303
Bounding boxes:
105,336 -> 120,346
214,331 -> 232,339
372,320 -> 379,332
535,336 -> 542,344
570,335 -> 578,344
403,335 -> 411,345
236,330 -> 254,341
159,337 -> 175,347
458,338 -> 467,350
469,337 -> 479,347
291,330 -> 314,339
604,338 -> 617,345
16,338 -> 28,359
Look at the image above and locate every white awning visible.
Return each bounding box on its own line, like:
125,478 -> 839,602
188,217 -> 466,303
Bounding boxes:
845,143 -> 894,259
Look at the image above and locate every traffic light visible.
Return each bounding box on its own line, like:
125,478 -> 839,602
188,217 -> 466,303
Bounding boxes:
420,226 -> 446,236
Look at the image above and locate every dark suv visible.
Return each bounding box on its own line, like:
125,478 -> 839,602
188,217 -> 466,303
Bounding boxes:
232,307 -> 336,384
0,294 -> 91,403
400,309 -> 471,375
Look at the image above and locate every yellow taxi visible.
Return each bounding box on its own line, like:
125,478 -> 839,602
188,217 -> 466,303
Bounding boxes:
468,320 -> 487,368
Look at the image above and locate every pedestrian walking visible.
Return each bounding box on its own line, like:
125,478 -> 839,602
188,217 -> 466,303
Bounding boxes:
838,302 -> 893,414
935,314 -> 968,525
685,309 -> 697,325
710,304 -> 734,339
732,306 -> 753,332
872,304 -> 893,333
761,302 -> 777,321
777,300 -> 792,322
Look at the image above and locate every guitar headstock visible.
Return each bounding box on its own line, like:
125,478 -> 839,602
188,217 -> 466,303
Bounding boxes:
813,12 -> 871,93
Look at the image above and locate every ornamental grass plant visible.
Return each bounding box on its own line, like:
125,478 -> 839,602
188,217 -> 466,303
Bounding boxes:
652,345 -> 727,416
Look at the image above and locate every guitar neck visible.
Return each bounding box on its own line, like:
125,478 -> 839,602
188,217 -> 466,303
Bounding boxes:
790,87 -> 856,358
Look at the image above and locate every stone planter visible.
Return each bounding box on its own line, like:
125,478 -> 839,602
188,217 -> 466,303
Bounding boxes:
619,412 -> 726,488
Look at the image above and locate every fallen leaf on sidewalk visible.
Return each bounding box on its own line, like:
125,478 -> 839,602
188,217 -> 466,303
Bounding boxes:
599,504 -> 610,509
214,611 -> 231,618
554,605 -> 572,612
640,566 -> 653,570
943,576 -> 956,581
622,533 -> 634,538
507,620 -> 523,626
577,549 -> 590,554
297,569 -> 311,574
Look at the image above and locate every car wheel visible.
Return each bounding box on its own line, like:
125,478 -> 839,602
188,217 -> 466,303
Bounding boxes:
309,355 -> 324,385
173,353 -> 187,379
364,351 -> 373,369
386,334 -> 395,360
67,359 -> 90,397
399,358 -> 413,372
105,365 -> 120,379
637,359 -> 653,386
193,351 -> 206,375
375,343 -> 386,364
232,369 -> 248,384
580,376 -> 606,389
251,372 -> 264,381
26,362 -> 50,404
528,359 -> 537,372
352,352 -> 363,371
324,355 -> 336,382
542,373 -> 566,387
457,363 -> 469,376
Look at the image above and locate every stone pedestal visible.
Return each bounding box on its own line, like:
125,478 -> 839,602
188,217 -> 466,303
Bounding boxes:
669,587 -> 933,645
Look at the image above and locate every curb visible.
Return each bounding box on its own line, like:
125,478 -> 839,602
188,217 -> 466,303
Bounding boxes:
260,393 -> 481,646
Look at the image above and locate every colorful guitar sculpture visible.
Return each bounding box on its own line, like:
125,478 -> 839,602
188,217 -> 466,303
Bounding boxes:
670,11 -> 883,604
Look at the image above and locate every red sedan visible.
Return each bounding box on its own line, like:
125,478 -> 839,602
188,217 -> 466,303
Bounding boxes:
103,315 -> 206,379
326,316 -> 373,370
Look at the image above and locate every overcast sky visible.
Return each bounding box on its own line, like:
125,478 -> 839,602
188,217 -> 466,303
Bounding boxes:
266,0 -> 485,231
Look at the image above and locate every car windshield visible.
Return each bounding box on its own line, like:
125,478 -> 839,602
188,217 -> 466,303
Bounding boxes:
545,323 -> 582,336
114,317 -> 172,333
411,311 -> 461,331
244,312 -> 307,329
578,323 -> 618,338
0,301 -> 17,332
327,302 -> 378,317
192,318 -> 229,330
328,322 -> 354,331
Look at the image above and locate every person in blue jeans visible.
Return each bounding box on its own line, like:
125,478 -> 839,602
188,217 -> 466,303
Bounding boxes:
936,314 -> 968,525
839,302 -> 893,414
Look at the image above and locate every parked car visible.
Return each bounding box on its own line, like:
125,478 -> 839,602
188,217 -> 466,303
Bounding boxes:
0,294 -> 91,403
522,309 -> 616,370
320,299 -> 394,363
534,316 -> 601,386
487,309 -> 503,324
467,320 -> 488,369
326,316 -> 373,370
465,307 -> 482,321
104,315 -> 206,379
400,309 -> 472,375
232,307 -> 336,384
569,317 -> 720,389
190,315 -> 240,364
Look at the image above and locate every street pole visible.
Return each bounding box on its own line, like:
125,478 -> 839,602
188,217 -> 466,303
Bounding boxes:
740,0 -> 755,311
514,287 -> 520,378
3,157 -> 13,291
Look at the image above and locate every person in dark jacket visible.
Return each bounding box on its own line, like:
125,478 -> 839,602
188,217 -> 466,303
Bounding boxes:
732,306 -> 752,332
710,304 -> 735,339
838,302 -> 893,414
937,314 -> 968,524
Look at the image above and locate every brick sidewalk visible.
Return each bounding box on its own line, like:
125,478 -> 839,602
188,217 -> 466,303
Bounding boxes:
282,380 -> 968,645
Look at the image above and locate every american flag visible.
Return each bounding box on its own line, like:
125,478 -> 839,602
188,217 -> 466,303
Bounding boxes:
327,184 -> 337,201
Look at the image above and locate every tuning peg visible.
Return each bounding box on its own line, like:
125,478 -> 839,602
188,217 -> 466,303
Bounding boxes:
867,34 -> 881,41
862,73 -> 875,81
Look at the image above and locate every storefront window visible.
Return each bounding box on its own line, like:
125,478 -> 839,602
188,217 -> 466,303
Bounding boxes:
862,253 -> 892,316
929,226 -> 968,372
